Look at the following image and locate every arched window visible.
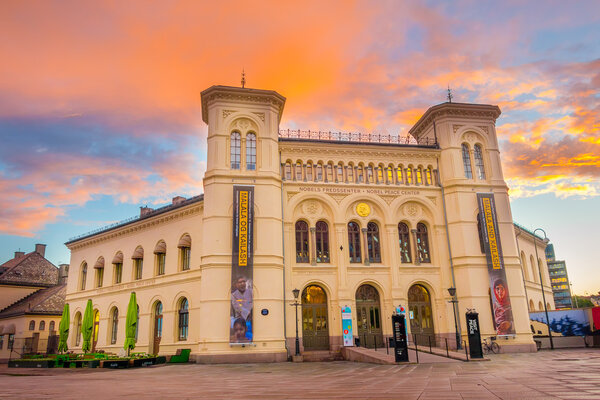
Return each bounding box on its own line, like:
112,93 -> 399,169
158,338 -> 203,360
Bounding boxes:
75,312 -> 82,346
246,133 -> 256,170
29,320 -> 35,331
178,298 -> 189,341
521,252 -> 529,280
113,252 -> 123,284
425,167 -> 433,185
387,165 -> 394,184
367,222 -> 381,263
132,247 -> 144,280
462,143 -> 473,179
230,132 -> 241,169
110,308 -> 119,344
49,321 -> 55,332
538,301 -> 543,311
284,162 -> 292,180
396,165 -> 403,184
315,221 -> 330,263
398,223 -> 411,263
316,163 -> 323,181
154,241 -> 166,276
348,222 -> 362,263
295,221 -> 309,263
416,223 -> 431,263
474,144 -> 485,180
406,166 -> 413,184
337,164 -> 344,182
416,166 -> 423,185
80,262 -> 87,291
39,321 -> 45,331
94,257 -> 104,288
357,165 -> 364,183
529,299 -> 535,311
306,163 -> 313,181
295,161 -> 303,181
326,163 -> 333,182
531,255 -> 538,283
376,165 -> 383,183
347,164 -> 354,183
477,213 -> 485,253
178,234 -> 192,271
366,165 -> 374,183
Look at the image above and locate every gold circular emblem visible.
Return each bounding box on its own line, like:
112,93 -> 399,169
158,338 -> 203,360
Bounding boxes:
356,202 -> 371,217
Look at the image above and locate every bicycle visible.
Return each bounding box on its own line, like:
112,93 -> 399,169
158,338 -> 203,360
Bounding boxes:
482,337 -> 500,354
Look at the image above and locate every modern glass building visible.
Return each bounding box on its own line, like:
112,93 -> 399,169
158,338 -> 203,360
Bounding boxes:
545,244 -> 573,309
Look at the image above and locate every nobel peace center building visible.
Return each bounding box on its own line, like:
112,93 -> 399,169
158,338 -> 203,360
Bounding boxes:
64,85 -> 553,362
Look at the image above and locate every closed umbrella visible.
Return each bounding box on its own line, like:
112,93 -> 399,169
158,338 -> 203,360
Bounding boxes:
81,299 -> 93,353
124,292 -> 137,355
57,303 -> 70,353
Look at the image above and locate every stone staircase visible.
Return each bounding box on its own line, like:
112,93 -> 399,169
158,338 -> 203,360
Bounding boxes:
302,350 -> 344,362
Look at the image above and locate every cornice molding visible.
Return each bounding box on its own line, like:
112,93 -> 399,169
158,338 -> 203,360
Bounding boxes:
409,103 -> 501,139
278,143 -> 439,162
201,85 -> 286,123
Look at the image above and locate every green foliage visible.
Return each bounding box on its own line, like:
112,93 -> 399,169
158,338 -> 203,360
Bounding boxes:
572,296 -> 594,308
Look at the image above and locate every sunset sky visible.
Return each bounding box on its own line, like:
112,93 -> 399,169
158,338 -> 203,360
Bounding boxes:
1,1 -> 598,294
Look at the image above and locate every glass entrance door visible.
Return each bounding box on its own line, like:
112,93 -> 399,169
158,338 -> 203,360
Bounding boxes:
408,284 -> 435,346
356,284 -> 383,348
301,285 -> 329,350
152,302 -> 163,355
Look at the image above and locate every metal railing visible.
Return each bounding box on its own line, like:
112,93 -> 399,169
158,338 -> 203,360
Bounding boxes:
279,129 -> 437,147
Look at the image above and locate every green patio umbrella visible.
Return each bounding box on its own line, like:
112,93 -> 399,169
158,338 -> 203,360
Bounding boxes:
81,299 -> 93,353
57,303 -> 70,353
124,292 -> 137,355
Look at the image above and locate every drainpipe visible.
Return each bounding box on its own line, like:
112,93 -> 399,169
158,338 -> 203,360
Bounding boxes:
279,150 -> 290,357
437,156 -> 463,347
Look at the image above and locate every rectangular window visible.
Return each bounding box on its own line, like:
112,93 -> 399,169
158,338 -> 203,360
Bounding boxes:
181,247 -> 191,271
157,253 -> 166,275
114,263 -> 123,284
8,334 -> 14,350
134,259 -> 143,280
95,268 -> 104,288
0,335 -> 3,350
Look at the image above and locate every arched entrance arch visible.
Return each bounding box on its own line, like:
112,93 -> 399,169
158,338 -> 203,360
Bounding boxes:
151,301 -> 163,355
408,284 -> 435,346
355,284 -> 383,348
301,285 -> 329,350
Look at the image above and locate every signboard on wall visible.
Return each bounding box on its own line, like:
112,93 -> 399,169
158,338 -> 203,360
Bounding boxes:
341,306 -> 353,346
230,185 -> 255,344
477,193 -> 515,335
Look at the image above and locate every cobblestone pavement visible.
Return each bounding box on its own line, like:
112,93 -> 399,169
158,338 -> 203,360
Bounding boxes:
1,349 -> 599,400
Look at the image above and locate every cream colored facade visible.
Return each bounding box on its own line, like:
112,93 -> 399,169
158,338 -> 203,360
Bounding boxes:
65,85 -> 546,361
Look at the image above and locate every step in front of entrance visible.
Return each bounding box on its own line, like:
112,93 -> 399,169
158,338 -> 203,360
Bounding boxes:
302,350 -> 344,362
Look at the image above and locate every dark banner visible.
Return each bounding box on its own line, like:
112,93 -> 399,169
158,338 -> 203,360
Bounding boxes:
231,185 -> 254,344
477,193 -> 515,335
392,314 -> 409,362
466,311 -> 483,358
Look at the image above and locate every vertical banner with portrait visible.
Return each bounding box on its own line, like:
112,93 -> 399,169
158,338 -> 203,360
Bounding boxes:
231,185 -> 254,344
477,193 -> 516,335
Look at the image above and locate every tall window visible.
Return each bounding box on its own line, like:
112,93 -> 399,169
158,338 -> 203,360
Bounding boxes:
95,266 -> 104,288
246,133 -> 256,170
357,165 -> 364,183
406,167 -> 413,184
111,308 -> 118,344
75,312 -> 82,346
426,167 -> 433,185
416,223 -> 431,263
179,234 -> 192,271
337,164 -> 344,182
316,163 -> 323,181
49,321 -> 55,332
416,167 -> 423,185
114,262 -> 123,284
134,258 -> 143,280
397,166 -> 403,184
284,162 -> 292,180
80,263 -> 87,291
39,321 -> 45,331
295,221 -> 309,263
398,223 -> 411,263
462,143 -> 472,178
474,144 -> 485,180
156,252 -> 166,275
315,221 -> 330,263
348,222 -> 362,263
178,298 -> 189,340
29,320 -> 35,331
347,165 -> 354,183
367,222 -> 381,263
155,302 -> 163,339
326,164 -> 333,182
376,166 -> 383,183
8,334 -> 14,350
366,166 -> 374,183
0,335 -> 3,349
387,165 -> 394,184
306,163 -> 313,181
295,161 -> 303,181
230,132 -> 241,169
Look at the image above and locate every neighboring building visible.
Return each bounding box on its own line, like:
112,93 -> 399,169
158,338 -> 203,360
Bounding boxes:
514,225 -> 556,313
544,243 -> 573,309
65,84 -> 542,363
0,245 -> 67,362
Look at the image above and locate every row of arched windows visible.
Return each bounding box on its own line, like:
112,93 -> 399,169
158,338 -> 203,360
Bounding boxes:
461,143 -> 486,180
79,234 -> 192,291
28,320 -> 55,331
282,161 -> 437,186
231,131 -> 256,170
72,297 -> 189,347
295,220 -> 431,265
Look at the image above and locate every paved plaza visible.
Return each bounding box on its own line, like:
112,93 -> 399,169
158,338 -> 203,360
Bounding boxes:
1,349 -> 600,400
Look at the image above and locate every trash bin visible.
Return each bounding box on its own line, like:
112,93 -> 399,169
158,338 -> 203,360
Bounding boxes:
354,337 -> 360,347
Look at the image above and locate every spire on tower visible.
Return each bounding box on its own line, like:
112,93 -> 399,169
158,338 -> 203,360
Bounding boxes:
241,69 -> 246,88
447,84 -> 453,103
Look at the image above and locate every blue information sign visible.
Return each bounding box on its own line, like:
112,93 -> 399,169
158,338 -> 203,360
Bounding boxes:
341,306 -> 353,346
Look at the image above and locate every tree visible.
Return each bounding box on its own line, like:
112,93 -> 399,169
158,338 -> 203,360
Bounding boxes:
572,296 -> 594,308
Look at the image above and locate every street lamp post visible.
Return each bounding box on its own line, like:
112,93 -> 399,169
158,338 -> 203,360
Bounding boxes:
291,288 -> 301,356
447,287 -> 461,350
533,228 -> 554,350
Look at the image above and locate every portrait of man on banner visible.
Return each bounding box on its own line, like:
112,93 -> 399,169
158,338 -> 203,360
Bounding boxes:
230,274 -> 253,343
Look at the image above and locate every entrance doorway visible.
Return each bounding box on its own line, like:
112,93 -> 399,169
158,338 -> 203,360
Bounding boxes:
408,284 -> 435,346
92,310 -> 100,352
301,285 -> 329,350
356,284 -> 383,348
152,301 -> 163,355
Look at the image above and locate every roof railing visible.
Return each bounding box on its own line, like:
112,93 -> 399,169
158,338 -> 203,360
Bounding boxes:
278,129 -> 437,146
